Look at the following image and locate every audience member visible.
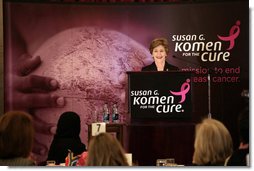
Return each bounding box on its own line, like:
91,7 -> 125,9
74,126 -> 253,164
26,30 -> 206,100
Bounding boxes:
47,111 -> 86,165
86,132 -> 129,166
192,118 -> 233,166
0,111 -> 36,166
225,107 -> 249,166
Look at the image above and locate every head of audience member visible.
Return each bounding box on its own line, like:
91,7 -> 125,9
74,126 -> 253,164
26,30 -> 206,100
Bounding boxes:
47,111 -> 86,165
238,107 -> 249,146
224,107 -> 249,166
0,111 -> 35,165
86,133 -> 129,166
55,111 -> 81,138
192,118 -> 233,166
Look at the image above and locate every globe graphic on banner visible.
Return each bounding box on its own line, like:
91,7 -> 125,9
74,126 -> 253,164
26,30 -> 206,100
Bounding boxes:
32,26 -> 152,162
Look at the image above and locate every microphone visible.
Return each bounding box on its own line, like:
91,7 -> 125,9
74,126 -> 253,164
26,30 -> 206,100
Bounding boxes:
172,55 -> 203,67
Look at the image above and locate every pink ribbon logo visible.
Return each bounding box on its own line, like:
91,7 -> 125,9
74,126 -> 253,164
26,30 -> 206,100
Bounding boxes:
170,79 -> 190,103
217,20 -> 240,50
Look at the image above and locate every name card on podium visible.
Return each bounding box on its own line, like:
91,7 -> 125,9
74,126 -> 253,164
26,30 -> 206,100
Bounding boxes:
91,122 -> 106,136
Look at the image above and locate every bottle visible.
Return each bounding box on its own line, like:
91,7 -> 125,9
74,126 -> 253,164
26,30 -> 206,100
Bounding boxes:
92,108 -> 98,123
102,103 -> 110,123
112,103 -> 120,123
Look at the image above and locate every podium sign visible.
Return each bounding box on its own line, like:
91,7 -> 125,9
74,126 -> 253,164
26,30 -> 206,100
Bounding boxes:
127,71 -> 192,120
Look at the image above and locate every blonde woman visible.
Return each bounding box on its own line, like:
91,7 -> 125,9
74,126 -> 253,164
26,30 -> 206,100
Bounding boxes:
86,133 -> 129,166
192,118 -> 233,166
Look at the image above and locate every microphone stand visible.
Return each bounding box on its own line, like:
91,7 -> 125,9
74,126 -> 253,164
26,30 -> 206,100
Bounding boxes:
207,72 -> 212,118
172,55 -> 212,118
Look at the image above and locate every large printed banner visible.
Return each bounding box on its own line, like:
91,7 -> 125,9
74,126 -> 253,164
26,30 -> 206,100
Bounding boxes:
3,0 -> 248,164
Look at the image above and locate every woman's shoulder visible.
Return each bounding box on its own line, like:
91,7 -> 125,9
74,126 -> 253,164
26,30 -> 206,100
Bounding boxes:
165,62 -> 179,71
141,62 -> 156,71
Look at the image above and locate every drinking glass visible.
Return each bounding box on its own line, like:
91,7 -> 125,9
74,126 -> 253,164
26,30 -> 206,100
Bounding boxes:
165,158 -> 176,166
156,159 -> 167,166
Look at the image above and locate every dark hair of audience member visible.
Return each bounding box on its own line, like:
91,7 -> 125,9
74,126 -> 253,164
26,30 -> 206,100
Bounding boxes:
47,111 -> 86,165
225,107 -> 249,166
238,107 -> 249,145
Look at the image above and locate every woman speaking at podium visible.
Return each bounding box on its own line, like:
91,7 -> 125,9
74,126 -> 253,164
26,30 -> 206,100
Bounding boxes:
141,37 -> 178,71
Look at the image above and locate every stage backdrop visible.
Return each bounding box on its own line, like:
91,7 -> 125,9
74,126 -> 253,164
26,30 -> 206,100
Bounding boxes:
3,0 -> 248,164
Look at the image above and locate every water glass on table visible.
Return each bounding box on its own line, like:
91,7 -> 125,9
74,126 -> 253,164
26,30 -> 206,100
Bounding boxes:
165,158 -> 177,166
156,159 -> 167,166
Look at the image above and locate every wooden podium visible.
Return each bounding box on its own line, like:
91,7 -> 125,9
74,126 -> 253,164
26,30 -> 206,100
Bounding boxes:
125,71 -> 195,166
126,122 -> 195,166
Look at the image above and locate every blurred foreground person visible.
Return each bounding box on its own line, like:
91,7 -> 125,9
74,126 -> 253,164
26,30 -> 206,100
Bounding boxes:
0,111 -> 36,166
86,133 -> 129,166
225,107 -> 249,166
192,118 -> 233,166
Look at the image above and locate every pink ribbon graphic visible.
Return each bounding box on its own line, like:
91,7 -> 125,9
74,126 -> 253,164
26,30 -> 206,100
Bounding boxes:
217,20 -> 240,50
170,79 -> 190,103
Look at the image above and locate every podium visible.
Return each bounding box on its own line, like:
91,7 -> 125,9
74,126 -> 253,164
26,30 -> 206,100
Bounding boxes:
126,122 -> 195,166
126,71 -> 195,166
